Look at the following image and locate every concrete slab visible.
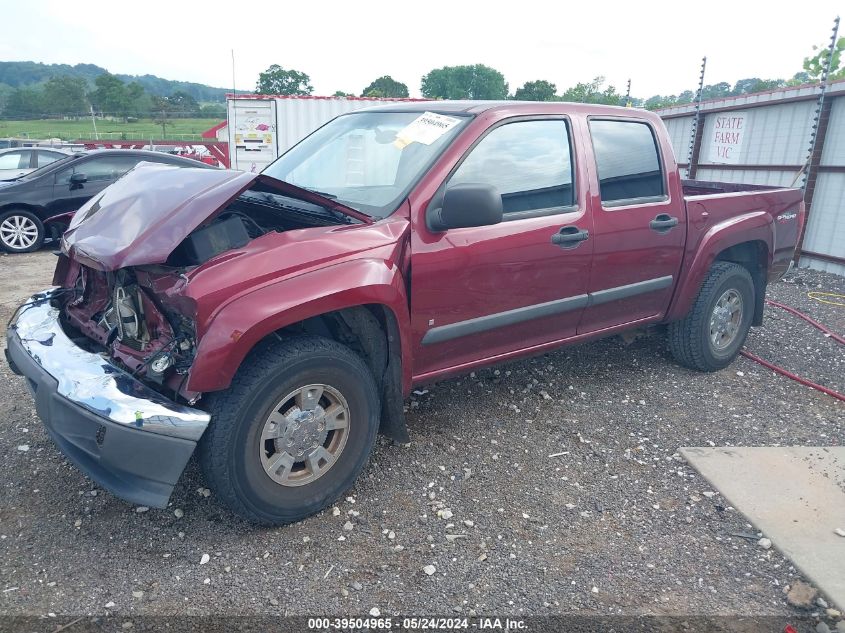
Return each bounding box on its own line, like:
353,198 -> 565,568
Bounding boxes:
681,446 -> 845,608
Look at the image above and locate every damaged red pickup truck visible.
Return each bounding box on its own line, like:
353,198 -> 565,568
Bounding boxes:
6,102 -> 804,525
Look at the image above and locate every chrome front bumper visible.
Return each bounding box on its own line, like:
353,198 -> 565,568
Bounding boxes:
7,290 -> 209,441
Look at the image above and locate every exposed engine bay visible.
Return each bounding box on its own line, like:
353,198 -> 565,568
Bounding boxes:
58,261 -> 199,400
54,178 -> 361,401
167,182 -> 355,267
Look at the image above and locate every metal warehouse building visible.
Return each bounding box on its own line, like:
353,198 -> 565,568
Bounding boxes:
657,79 -> 845,276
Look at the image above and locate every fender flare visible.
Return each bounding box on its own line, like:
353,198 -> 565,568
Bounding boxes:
186,258 -> 411,394
665,210 -> 773,322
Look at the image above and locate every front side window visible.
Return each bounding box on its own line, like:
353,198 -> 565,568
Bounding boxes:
590,120 -> 665,204
263,111 -> 469,218
449,120 -> 574,214
57,156 -> 143,184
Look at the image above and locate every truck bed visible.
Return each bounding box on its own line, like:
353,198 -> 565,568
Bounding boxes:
679,179 -> 805,285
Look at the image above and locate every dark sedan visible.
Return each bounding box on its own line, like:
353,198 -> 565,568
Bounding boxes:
0,149 -> 215,253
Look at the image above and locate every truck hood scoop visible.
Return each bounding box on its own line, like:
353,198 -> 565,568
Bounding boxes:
62,164 -> 258,271
61,164 -> 370,271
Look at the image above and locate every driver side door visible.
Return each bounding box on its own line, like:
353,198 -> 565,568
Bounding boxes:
410,117 -> 593,381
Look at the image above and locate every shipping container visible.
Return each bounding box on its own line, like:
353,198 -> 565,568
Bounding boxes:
226,95 -> 430,173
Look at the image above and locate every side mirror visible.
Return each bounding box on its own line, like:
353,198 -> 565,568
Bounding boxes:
69,173 -> 87,185
427,183 -> 503,232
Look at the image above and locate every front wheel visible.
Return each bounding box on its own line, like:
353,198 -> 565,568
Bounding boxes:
0,210 -> 44,253
198,335 -> 380,525
668,261 -> 755,372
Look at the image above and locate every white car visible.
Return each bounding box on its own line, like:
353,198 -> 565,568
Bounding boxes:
0,147 -> 71,180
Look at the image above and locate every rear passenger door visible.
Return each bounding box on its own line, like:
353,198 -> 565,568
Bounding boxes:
577,117 -> 686,334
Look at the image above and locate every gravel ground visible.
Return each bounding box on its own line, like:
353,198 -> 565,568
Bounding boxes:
0,250 -> 843,621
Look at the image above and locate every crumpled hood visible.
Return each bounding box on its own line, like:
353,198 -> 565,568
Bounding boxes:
62,163 -> 258,270
62,163 -> 373,271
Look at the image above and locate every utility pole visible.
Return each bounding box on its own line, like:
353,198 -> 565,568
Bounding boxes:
625,79 -> 632,108
89,104 -> 99,140
685,56 -> 707,180
801,16 -> 840,190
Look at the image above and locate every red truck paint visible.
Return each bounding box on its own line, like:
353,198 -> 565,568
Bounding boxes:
58,102 -> 804,398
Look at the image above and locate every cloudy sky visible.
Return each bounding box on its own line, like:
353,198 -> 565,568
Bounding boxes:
2,0 -> 842,98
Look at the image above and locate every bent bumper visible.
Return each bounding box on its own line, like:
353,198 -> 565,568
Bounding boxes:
5,291 -> 211,508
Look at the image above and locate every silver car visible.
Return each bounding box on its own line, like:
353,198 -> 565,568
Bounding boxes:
0,147 -> 71,180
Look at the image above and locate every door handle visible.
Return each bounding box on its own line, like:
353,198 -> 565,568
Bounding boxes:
551,226 -> 589,249
649,214 -> 679,233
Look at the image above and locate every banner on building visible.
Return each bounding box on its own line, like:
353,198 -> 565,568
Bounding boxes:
708,113 -> 747,164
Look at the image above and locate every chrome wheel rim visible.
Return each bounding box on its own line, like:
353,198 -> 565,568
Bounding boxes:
259,384 -> 350,487
0,215 -> 38,250
709,289 -> 743,351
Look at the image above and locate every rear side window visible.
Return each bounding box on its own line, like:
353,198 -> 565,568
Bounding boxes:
37,151 -> 65,167
0,150 -> 31,170
590,120 -> 664,205
449,120 -> 574,214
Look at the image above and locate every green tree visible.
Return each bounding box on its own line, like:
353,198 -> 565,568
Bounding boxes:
561,76 -> 621,105
332,90 -> 355,97
361,75 -> 409,98
3,87 -> 44,118
152,95 -> 174,137
699,82 -> 732,100
255,65 -> 313,95
42,75 -> 89,115
199,103 -> 226,118
420,64 -> 508,100
803,37 -> 845,81
0,83 -> 12,116
165,90 -> 200,116
732,78 -> 784,95
512,79 -> 557,101
788,71 -> 812,86
126,81 -> 151,118
90,72 -> 130,116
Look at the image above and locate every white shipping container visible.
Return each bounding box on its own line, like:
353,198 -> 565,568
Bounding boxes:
227,95 -> 430,173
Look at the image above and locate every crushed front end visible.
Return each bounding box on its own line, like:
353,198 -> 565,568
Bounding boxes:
5,288 -> 210,508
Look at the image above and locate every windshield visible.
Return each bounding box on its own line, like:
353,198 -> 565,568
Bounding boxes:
262,111 -> 469,218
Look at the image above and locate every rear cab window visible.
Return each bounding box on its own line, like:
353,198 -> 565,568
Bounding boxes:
448,119 -> 576,219
589,119 -> 665,206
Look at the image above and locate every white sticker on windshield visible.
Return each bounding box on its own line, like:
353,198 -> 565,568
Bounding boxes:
394,112 -> 461,148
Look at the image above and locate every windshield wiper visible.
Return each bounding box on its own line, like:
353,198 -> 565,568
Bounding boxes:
302,187 -> 338,199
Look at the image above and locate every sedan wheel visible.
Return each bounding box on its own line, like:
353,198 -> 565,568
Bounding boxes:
0,211 -> 44,253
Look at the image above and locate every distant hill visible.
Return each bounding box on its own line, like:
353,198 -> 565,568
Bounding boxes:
0,61 -> 228,103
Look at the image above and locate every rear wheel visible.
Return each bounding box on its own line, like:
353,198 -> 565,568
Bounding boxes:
0,210 -> 44,253
198,335 -> 380,525
668,261 -> 754,372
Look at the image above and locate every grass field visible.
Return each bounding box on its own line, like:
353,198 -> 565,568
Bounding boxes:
0,118 -> 222,141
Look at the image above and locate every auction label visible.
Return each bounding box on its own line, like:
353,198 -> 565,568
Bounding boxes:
394,112 -> 461,148
307,616 -> 528,630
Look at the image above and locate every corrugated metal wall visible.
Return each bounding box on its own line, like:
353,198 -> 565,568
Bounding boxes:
658,81 -> 845,277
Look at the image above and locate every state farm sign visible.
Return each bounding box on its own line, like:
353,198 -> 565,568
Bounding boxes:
708,113 -> 747,164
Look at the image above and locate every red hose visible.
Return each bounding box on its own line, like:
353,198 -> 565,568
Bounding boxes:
765,299 -> 845,345
739,349 -> 845,403
739,299 -> 845,403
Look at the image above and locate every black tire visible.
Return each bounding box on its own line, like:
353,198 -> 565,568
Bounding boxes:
198,335 -> 380,525
668,262 -> 755,372
0,209 -> 44,253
